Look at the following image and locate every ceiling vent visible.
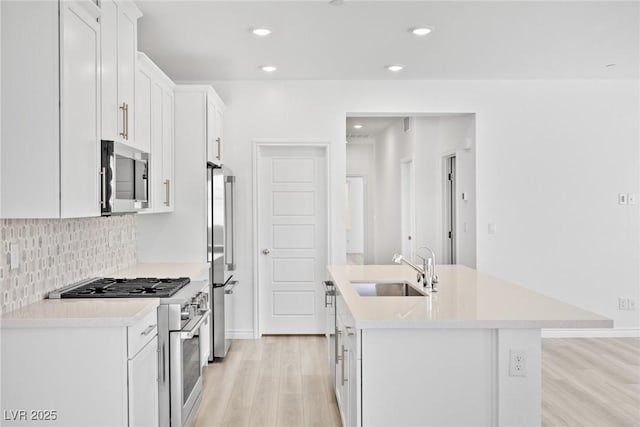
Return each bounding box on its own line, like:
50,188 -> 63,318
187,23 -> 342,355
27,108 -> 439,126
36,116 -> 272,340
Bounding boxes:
403,117 -> 412,133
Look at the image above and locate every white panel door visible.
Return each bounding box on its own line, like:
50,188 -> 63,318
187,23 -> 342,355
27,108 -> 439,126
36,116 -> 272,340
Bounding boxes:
258,146 -> 327,334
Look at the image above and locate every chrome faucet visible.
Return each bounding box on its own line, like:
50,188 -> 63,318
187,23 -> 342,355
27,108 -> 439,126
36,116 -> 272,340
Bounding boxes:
392,253 -> 428,289
415,246 -> 438,292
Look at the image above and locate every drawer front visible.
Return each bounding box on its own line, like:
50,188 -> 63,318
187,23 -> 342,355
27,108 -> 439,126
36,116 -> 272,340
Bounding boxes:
128,308 -> 158,359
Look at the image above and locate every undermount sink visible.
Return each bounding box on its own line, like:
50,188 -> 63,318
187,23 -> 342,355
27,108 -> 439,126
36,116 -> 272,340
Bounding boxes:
351,281 -> 426,297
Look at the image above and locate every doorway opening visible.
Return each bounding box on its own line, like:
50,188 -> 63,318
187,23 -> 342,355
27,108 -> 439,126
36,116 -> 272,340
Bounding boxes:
344,114 -> 476,268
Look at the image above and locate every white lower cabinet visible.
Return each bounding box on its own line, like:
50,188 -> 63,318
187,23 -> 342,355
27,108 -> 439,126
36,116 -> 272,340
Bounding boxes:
128,337 -> 159,427
0,308 -> 159,427
335,293 -> 361,427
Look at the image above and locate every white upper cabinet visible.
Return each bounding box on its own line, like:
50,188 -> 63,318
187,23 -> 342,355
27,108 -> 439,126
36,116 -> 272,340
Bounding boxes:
207,93 -> 225,166
100,0 -> 142,148
136,53 -> 175,213
1,0 -> 102,218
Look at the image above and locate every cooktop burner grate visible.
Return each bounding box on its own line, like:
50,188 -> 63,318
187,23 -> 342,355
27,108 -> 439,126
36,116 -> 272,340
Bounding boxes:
59,277 -> 191,298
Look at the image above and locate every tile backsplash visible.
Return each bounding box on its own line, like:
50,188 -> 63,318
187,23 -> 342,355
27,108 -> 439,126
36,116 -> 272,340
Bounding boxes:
0,215 -> 137,314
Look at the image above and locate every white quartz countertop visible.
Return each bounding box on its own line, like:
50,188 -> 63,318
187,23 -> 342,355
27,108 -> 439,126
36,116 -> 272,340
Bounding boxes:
0,298 -> 159,329
111,262 -> 210,281
328,264 -> 613,329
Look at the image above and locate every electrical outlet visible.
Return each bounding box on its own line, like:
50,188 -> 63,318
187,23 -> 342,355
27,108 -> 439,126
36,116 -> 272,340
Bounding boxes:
619,297 -> 628,310
509,349 -> 527,377
628,298 -> 637,311
618,193 -> 628,205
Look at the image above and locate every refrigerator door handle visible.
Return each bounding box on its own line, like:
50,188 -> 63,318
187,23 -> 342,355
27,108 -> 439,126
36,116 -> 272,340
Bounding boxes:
225,175 -> 236,271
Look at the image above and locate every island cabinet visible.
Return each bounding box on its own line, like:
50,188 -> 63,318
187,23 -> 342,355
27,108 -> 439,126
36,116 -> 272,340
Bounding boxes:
0,301 -> 160,427
136,53 -> 176,213
100,0 -> 142,148
335,292 -> 361,427
1,0 -> 102,218
328,264 -> 613,427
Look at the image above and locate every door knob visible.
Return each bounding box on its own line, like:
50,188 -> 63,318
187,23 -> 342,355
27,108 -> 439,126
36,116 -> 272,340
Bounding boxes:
262,249 -> 270,255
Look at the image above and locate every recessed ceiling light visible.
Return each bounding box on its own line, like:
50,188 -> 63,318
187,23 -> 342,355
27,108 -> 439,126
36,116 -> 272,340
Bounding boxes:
353,124 -> 363,129
411,27 -> 432,36
252,28 -> 272,37
261,65 -> 277,73
387,65 -> 404,72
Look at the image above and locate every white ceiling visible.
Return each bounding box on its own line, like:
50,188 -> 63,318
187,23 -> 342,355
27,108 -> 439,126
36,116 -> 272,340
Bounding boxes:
136,1 -> 639,81
346,117 -> 400,138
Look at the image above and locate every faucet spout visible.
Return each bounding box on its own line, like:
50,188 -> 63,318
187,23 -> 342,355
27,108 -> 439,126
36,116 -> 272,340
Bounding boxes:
392,253 -> 427,286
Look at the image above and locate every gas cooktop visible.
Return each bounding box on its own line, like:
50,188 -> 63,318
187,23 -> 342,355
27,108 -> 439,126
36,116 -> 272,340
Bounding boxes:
54,277 -> 191,299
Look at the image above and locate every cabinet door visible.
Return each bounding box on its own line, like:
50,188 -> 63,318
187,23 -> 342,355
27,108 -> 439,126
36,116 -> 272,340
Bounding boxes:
215,106 -> 224,164
117,6 -> 136,145
150,81 -> 163,209
206,98 -> 221,165
135,69 -> 152,154
161,89 -> 175,211
100,0 -> 119,141
59,0 -> 101,218
128,336 -> 159,427
347,334 -> 358,427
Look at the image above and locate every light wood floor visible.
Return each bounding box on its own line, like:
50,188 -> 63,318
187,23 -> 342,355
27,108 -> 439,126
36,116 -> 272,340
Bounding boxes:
194,335 -> 341,427
194,336 -> 640,427
542,338 -> 640,426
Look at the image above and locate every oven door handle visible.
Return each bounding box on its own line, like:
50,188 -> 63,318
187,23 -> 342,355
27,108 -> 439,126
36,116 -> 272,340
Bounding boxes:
180,310 -> 211,340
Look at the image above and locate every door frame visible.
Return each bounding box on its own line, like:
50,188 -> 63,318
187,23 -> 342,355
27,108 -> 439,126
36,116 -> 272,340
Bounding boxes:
252,139 -> 332,338
442,151 -> 457,264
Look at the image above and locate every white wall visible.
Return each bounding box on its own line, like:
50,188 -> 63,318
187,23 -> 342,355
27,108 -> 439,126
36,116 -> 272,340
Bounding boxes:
373,118 -> 415,264
206,79 -> 639,333
346,176 -> 364,254
414,115 -> 477,268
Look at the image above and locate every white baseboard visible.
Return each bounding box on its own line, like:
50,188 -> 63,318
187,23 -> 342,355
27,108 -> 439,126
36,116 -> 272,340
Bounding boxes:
226,329 -> 255,339
541,328 -> 640,338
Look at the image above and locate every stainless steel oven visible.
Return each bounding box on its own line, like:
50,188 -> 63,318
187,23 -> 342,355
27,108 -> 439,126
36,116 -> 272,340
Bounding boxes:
169,301 -> 210,427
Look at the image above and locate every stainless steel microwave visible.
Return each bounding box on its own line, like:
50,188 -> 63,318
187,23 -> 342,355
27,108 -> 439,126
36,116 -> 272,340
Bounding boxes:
100,140 -> 149,215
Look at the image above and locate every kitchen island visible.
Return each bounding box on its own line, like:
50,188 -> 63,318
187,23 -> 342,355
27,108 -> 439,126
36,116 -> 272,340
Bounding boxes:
327,264 -> 612,427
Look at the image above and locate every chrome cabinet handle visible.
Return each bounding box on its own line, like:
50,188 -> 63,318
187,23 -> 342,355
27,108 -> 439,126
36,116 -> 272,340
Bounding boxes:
119,102 -> 127,139
262,249 -> 270,255
141,324 -> 157,336
341,345 -> 348,386
216,137 -> 221,160
164,179 -> 170,206
335,329 -> 341,364
161,343 -> 166,383
100,167 -> 107,208
125,103 -> 129,140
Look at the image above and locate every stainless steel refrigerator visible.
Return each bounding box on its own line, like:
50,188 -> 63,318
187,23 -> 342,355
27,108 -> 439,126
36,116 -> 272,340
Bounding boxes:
207,162 -> 236,360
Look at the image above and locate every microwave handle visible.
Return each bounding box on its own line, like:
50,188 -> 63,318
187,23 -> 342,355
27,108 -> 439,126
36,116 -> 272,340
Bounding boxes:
100,167 -> 107,209
225,176 -> 236,271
